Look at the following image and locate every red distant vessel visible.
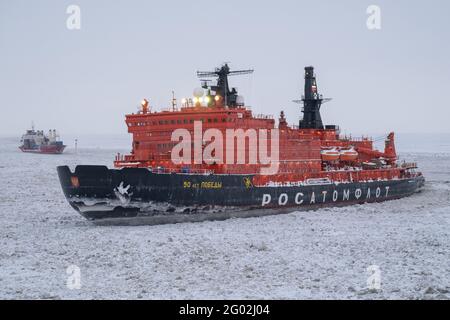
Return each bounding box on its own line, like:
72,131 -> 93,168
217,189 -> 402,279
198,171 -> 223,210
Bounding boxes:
20,125 -> 66,154
57,64 -> 424,223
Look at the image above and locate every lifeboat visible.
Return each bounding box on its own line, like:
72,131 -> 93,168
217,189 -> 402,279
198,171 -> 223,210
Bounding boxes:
320,147 -> 340,161
340,147 -> 358,161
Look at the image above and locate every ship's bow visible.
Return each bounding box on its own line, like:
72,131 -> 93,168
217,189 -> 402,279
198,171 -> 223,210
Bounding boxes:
56,165 -> 139,220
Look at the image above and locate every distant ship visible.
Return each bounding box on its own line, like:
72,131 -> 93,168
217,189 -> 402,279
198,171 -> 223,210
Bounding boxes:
57,64 -> 424,223
19,125 -> 66,154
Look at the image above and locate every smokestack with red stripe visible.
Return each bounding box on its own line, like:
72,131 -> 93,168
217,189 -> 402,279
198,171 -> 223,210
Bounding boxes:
299,66 -> 324,129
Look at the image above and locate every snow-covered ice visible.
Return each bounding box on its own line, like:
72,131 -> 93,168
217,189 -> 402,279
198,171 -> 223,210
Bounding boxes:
0,135 -> 448,299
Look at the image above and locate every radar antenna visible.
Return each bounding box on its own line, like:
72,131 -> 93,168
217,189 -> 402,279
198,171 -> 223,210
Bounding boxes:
197,63 -> 253,107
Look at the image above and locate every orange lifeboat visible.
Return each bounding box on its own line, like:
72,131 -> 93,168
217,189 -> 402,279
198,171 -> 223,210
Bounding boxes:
340,147 -> 358,161
321,147 -> 340,162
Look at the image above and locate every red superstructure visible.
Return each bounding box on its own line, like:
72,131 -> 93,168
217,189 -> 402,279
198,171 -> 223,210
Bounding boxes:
114,64 -> 417,187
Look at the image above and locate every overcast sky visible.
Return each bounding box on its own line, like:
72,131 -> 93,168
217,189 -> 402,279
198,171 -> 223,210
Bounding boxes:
1,0 -> 449,136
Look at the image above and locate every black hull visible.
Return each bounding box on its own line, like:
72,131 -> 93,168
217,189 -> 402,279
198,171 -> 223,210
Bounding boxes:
57,165 -> 425,225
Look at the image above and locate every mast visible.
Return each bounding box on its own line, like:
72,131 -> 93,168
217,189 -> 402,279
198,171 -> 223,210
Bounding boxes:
197,64 -> 253,107
171,91 -> 177,111
298,66 -> 330,129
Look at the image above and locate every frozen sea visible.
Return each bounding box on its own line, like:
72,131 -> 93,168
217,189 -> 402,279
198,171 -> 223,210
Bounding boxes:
0,134 -> 449,299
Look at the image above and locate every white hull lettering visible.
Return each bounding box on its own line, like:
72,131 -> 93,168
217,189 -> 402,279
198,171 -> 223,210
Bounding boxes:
279,193 -> 288,206
343,189 -> 350,201
261,185 -> 395,207
295,192 -> 304,204
376,187 -> 381,198
310,192 -> 316,204
262,194 -> 271,206
332,190 -> 338,202
322,191 -> 327,203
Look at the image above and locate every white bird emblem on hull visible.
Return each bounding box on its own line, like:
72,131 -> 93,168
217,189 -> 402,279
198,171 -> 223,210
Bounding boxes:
114,182 -> 133,205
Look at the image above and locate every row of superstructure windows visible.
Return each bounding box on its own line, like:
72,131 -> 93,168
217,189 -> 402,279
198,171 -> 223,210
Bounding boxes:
130,118 -> 242,127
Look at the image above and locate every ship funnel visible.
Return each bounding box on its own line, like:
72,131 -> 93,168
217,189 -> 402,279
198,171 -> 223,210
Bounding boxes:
299,66 -> 325,130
